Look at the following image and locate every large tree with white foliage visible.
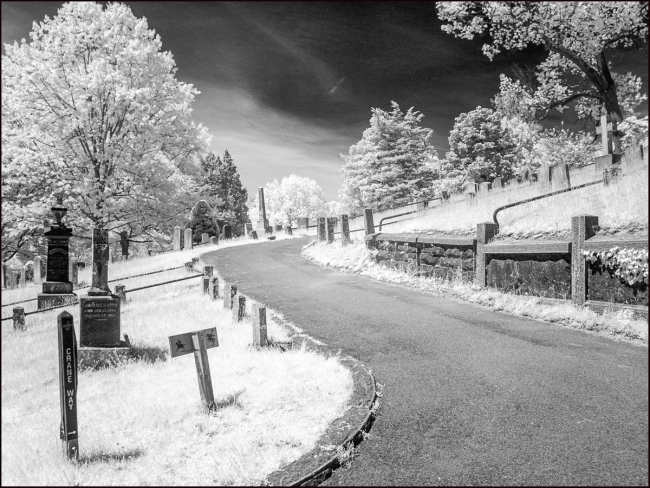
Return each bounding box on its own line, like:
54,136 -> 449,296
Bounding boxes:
437,2 -> 648,123
250,175 -> 327,227
2,1 -> 209,260
340,102 -> 438,213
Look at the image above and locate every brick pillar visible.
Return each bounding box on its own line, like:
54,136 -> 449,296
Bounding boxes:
364,208 -> 375,236
476,222 -> 499,288
340,214 -> 350,247
317,217 -> 326,242
571,215 -> 598,306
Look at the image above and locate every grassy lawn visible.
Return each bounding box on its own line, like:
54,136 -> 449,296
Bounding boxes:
303,241 -> 648,346
1,235 -> 353,485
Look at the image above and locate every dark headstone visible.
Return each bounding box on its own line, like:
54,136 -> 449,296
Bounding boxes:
80,295 -> 121,347
223,225 -> 232,239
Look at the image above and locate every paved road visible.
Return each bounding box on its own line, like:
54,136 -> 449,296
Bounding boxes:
202,237 -> 648,486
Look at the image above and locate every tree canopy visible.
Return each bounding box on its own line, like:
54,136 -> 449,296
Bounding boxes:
437,2 -> 648,123
2,1 -> 209,260
340,101 -> 438,213
251,175 -> 327,226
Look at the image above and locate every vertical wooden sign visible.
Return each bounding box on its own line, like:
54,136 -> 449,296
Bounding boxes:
58,311 -> 78,461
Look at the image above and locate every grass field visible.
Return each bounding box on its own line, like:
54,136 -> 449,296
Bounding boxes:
303,241 -> 648,345
1,234 -> 353,485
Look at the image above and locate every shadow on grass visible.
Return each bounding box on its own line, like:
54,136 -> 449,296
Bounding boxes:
213,388 -> 246,410
78,344 -> 168,372
78,448 -> 145,464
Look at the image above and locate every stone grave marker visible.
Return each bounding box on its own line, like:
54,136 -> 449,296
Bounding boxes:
203,276 -> 210,294
210,236 -> 218,244
257,187 -> 269,232
115,285 -> 126,304
168,327 -> 218,411
224,225 -> 232,239
551,164 -> 571,191
211,277 -> 219,300
244,223 -> 253,236
21,266 -> 26,287
184,228 -> 193,250
173,226 -> 182,251
250,230 -> 258,240
232,294 -> 246,322
13,307 -> 25,331
201,233 -> 209,244
493,177 -> 503,189
538,164 -> 552,191
204,266 -> 213,277
38,207 -> 76,310
58,311 -> 78,460
79,295 -> 121,347
251,303 -> 267,347
478,182 -> 491,194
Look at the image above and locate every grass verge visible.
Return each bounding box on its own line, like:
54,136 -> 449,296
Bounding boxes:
1,241 -> 352,486
302,241 -> 648,346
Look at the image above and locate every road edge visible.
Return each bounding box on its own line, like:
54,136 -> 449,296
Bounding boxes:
264,312 -> 378,486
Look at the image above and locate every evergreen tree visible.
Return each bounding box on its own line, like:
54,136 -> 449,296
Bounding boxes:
187,200 -> 219,242
198,150 -> 249,236
340,102 -> 438,211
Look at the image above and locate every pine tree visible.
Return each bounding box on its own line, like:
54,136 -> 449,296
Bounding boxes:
198,150 -> 249,236
340,102 -> 438,211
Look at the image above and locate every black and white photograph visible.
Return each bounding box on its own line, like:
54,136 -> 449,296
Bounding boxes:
1,2 -> 648,485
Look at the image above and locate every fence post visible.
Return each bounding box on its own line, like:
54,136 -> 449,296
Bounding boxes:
115,284 -> 127,304
232,294 -> 246,322
340,214 -> 350,247
203,266 -> 213,277
571,214 -> 599,306
251,303 -> 268,347
203,276 -> 210,295
211,277 -> 219,300
476,222 -> 499,288
185,262 -> 194,272
317,217 -> 326,242
364,208 -> 375,236
326,217 -> 335,243
13,307 -> 25,331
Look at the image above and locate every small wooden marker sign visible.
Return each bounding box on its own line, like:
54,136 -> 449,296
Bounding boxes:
57,311 -> 79,461
169,327 -> 218,411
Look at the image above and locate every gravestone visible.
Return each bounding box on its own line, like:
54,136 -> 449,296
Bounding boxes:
80,228 -> 122,348
551,164 -> 571,191
297,217 -> 309,229
21,266 -> 26,287
184,228 -> 193,250
173,226 -> 182,251
465,183 -> 478,196
244,223 -> 253,236
114,285 -> 126,304
538,164 -> 552,190
493,177 -> 503,189
478,182 -> 491,194
285,225 -> 293,235
251,303 -> 267,347
340,214 -> 350,247
37,207 -> 77,310
211,277 -> 219,300
251,230 -> 258,240
13,307 -> 25,331
210,236 -> 218,245
33,256 -> 42,285
201,233 -> 209,244
223,225 -> 232,239
257,187 -> 270,232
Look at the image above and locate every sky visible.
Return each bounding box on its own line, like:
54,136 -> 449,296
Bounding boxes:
2,2 -> 648,201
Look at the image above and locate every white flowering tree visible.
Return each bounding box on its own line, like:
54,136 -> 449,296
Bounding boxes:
437,2 -> 648,123
340,102 -> 438,212
2,2 -> 209,260
250,175 -> 328,227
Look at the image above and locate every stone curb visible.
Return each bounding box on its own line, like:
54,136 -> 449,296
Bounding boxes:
264,316 -> 378,486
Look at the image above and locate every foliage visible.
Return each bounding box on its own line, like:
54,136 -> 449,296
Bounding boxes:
250,175 -> 327,226
197,151 -> 248,236
445,106 -> 518,184
584,247 -> 648,288
2,2 -> 209,261
619,115 -> 649,152
187,200 -> 219,243
529,127 -> 596,170
340,102 -> 438,212
437,2 -> 648,123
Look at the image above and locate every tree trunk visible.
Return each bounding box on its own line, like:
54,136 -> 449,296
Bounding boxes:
596,51 -> 624,123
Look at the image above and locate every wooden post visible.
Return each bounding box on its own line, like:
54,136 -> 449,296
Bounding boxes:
571,215 -> 599,306
58,311 -> 79,461
233,294 -> 246,322
251,303 -> 268,346
340,214 -> 350,247
326,217 -> 336,243
364,208 -> 375,236
211,277 -> 219,300
191,331 -> 215,411
224,283 -> 237,309
203,276 -> 210,295
476,222 -> 499,288
13,307 -> 25,331
115,284 -> 126,304
1,262 -> 5,289
203,265 -> 213,277
185,262 -> 194,272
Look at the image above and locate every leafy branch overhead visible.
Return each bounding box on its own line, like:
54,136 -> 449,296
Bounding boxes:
437,2 -> 648,123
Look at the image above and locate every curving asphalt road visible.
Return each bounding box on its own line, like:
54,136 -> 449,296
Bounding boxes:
202,237 -> 648,486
